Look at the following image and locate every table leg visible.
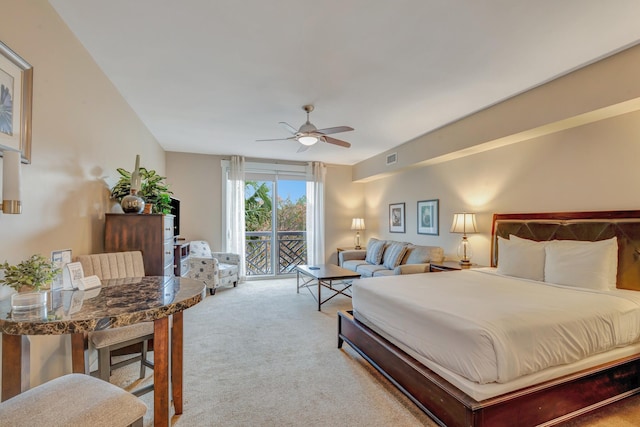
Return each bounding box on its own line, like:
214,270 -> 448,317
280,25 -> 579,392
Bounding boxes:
318,279 -> 322,311
2,334 -> 25,401
296,270 -> 300,293
154,316 -> 170,427
172,312 -> 184,415
70,333 -> 86,373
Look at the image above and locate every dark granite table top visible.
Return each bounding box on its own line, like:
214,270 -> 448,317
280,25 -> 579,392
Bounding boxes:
0,276 -> 205,335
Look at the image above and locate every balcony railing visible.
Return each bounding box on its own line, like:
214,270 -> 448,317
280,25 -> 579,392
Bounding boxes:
245,231 -> 307,276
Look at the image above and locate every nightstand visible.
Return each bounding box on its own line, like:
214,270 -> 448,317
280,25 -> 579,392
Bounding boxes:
429,261 -> 484,272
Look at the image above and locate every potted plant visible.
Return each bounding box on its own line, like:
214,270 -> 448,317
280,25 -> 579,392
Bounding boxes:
111,166 -> 173,214
0,254 -> 60,292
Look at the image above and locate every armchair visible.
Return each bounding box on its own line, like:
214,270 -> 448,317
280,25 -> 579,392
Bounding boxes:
187,240 -> 240,295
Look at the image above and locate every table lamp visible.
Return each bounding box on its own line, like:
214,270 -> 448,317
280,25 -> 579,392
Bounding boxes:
450,213 -> 477,265
351,218 -> 365,249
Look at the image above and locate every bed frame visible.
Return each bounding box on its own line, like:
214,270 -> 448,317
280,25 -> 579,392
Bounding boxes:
338,210 -> 640,426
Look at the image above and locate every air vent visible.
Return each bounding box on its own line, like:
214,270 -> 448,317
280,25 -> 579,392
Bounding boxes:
386,152 -> 397,165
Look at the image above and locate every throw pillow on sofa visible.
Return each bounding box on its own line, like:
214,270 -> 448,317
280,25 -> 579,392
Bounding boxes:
403,245 -> 444,264
365,238 -> 386,265
383,242 -> 408,269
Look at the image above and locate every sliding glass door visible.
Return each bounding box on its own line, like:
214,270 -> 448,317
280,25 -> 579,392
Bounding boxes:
245,177 -> 307,277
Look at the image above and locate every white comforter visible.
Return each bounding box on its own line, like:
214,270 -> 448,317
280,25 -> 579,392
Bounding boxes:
352,269 -> 640,384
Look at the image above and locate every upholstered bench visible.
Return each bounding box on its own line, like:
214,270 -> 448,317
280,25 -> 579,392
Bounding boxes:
0,373 -> 147,427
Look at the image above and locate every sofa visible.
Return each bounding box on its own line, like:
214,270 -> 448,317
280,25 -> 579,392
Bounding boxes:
339,238 -> 444,277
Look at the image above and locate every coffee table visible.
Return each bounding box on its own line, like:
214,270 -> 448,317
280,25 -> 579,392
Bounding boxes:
295,264 -> 361,311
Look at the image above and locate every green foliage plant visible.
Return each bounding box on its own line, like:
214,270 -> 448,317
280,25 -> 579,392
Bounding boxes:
245,181 -> 273,231
244,181 -> 306,232
0,254 -> 61,292
111,167 -> 174,214
277,195 -> 306,231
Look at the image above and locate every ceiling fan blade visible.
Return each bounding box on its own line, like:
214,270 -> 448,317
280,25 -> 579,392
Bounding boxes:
315,126 -> 354,135
256,136 -> 296,142
297,144 -> 311,153
279,122 -> 299,135
323,136 -> 351,148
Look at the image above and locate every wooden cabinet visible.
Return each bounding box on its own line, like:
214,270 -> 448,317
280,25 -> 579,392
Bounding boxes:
104,213 -> 175,277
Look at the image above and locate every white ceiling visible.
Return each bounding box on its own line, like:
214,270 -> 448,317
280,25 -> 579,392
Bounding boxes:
49,0 -> 640,166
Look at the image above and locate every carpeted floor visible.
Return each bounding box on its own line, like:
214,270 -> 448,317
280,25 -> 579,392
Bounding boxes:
111,278 -> 640,426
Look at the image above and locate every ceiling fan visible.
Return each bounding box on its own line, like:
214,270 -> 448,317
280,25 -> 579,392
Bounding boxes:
257,105 -> 354,152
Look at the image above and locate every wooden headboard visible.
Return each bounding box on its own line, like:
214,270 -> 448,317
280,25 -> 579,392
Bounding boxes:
491,210 -> 640,290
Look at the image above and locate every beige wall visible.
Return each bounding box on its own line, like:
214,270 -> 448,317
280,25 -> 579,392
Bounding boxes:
353,46 -> 640,264
362,107 -> 640,267
356,43 -> 640,267
166,152 -> 223,247
322,164 -> 366,263
0,1 -> 165,386
354,43 -> 640,182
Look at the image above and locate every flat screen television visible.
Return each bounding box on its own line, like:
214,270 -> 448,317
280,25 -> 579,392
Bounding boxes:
170,197 -> 180,238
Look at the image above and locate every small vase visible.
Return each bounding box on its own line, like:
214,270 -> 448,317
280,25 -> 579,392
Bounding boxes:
131,154 -> 142,192
143,203 -> 153,214
121,189 -> 145,213
11,291 -> 47,320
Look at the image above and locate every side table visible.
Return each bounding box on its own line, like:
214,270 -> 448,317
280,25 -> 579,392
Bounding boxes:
429,261 -> 485,272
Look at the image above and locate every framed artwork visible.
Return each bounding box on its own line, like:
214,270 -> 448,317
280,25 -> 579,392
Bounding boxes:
65,262 -> 85,290
51,249 -> 72,290
389,202 -> 405,233
0,41 -> 33,163
417,199 -> 439,235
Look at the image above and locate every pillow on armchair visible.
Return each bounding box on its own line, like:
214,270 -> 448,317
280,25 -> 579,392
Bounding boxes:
189,241 -> 213,258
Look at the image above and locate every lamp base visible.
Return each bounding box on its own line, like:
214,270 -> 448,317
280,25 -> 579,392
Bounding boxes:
458,259 -> 472,265
1,200 -> 22,214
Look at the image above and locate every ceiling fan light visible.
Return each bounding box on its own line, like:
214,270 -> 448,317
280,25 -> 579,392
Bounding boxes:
298,135 -> 318,146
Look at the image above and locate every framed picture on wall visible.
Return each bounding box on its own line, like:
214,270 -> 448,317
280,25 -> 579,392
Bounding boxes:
417,199 -> 439,235
0,41 -> 33,163
389,202 -> 405,233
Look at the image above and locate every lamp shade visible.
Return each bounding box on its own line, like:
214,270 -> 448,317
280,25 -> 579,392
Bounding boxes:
351,218 -> 365,230
450,213 -> 477,235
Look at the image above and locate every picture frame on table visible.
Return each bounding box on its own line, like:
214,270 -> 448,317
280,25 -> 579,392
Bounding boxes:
389,202 -> 405,233
65,262 -> 85,290
51,249 -> 72,291
0,41 -> 33,163
417,199 -> 439,235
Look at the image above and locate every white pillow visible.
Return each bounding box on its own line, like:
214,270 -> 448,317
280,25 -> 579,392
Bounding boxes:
497,236 -> 546,282
544,237 -> 618,290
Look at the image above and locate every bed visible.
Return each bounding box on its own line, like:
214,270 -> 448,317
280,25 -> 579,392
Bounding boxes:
337,210 -> 640,427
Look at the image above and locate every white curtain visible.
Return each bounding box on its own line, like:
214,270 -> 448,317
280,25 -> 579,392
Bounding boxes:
306,162 -> 326,265
226,155 -> 246,281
